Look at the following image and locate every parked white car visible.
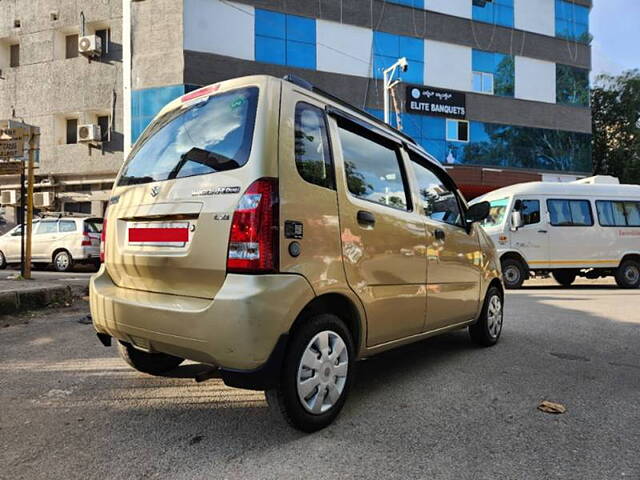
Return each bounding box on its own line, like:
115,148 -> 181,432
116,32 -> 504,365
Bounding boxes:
0,215 -> 103,272
473,177 -> 640,289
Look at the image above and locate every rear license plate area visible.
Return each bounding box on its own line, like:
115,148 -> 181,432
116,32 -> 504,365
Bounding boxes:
127,221 -> 191,248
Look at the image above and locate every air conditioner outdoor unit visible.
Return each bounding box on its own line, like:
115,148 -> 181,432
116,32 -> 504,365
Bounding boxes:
77,124 -> 101,143
34,192 -> 54,208
1,190 -> 17,205
78,34 -> 102,57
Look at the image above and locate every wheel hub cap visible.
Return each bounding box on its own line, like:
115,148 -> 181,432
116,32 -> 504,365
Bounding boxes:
504,267 -> 519,283
486,295 -> 503,338
625,266 -> 639,283
297,330 -> 349,415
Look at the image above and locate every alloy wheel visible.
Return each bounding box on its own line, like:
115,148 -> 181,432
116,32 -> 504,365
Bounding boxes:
486,294 -> 503,339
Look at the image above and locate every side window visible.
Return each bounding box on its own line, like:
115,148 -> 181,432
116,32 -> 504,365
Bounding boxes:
547,199 -> 593,227
294,103 -> 334,189
514,199 -> 540,225
37,221 -> 59,235
409,153 -> 463,227
338,125 -> 409,211
597,200 -> 640,227
11,226 -> 23,237
59,221 -> 77,233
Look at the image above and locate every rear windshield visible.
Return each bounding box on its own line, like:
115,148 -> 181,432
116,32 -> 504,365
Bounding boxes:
85,220 -> 103,233
118,87 -> 259,186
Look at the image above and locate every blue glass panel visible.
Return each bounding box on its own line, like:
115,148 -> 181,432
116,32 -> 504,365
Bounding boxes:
473,3 -> 494,24
495,5 -> 514,27
366,108 -> 384,121
446,119 -> 458,141
402,113 -> 421,140
255,9 -> 286,39
422,139 -> 446,162
470,121 -> 490,143
286,14 -> 315,44
574,5 -> 590,25
139,85 -> 185,117
402,61 -> 423,84
399,35 -> 424,62
472,50 -> 494,73
422,116 -> 445,140
373,31 -> 399,58
389,0 -> 424,7
256,35 -> 286,65
372,54 -> 397,79
472,72 -> 483,92
555,0 -> 570,20
286,40 -> 316,69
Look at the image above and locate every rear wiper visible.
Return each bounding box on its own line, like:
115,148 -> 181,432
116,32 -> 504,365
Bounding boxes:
168,147 -> 240,179
119,175 -> 154,186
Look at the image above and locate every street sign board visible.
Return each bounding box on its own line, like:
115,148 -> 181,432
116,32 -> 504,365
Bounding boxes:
0,139 -> 24,158
0,161 -> 23,175
405,85 -> 467,119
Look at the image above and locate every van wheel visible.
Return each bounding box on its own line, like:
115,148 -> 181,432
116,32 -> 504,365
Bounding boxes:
117,341 -> 184,375
53,250 -> 73,272
552,269 -> 577,287
265,314 -> 355,432
0,251 -> 6,269
615,259 -> 640,289
501,258 -> 526,289
469,286 -> 504,347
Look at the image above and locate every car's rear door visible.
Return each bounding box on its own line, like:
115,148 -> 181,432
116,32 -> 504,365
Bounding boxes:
328,112 -> 427,347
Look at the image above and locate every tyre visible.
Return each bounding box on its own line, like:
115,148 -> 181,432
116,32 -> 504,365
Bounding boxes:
53,250 -> 73,272
469,286 -> 504,347
0,250 -> 6,270
118,341 -> 184,375
615,259 -> 640,289
501,258 -> 526,289
552,269 -> 577,287
265,313 -> 355,433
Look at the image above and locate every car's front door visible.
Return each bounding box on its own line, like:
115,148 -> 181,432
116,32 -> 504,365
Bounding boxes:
408,152 -> 482,331
509,197 -> 549,268
33,220 -> 59,261
3,225 -> 24,262
329,114 -> 427,347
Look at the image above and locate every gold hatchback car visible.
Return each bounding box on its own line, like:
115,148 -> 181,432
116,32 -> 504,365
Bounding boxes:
91,75 -> 503,432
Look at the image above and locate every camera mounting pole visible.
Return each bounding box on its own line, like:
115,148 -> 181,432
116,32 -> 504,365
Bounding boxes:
383,57 -> 408,126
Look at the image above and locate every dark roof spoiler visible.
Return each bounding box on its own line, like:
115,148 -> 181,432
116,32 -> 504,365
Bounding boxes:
283,74 -> 418,147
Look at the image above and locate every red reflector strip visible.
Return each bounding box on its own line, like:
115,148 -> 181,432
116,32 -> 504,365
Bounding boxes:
181,84 -> 220,103
128,228 -> 189,243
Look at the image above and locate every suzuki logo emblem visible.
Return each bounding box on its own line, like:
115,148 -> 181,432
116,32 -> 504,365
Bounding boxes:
150,186 -> 160,198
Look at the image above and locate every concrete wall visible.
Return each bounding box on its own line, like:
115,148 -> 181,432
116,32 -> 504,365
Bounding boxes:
0,0 -> 124,179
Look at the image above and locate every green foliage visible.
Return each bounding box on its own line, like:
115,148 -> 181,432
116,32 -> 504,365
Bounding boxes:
557,64 -> 590,107
591,70 -> 640,184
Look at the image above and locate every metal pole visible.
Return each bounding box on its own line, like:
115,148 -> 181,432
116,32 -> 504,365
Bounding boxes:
383,68 -> 390,125
24,128 -> 36,280
19,163 -> 25,278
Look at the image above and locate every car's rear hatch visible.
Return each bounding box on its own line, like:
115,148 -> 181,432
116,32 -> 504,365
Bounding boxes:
104,76 -> 280,299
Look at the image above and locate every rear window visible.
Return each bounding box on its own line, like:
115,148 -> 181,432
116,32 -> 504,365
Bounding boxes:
84,220 -> 103,233
118,87 -> 259,186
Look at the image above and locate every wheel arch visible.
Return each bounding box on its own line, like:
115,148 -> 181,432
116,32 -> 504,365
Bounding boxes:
619,253 -> 640,267
51,247 -> 71,262
291,292 -> 364,357
500,250 -> 530,271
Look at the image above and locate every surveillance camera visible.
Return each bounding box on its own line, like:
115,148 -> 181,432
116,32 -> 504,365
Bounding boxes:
399,57 -> 409,72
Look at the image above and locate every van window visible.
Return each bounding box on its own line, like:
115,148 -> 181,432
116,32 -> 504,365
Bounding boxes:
596,200 -> 640,227
119,87 -> 259,186
59,220 -> 77,232
338,126 -> 409,211
410,154 -> 463,227
482,198 -> 508,227
547,199 -> 593,226
37,221 -> 59,235
516,199 -> 541,225
294,103 -> 334,189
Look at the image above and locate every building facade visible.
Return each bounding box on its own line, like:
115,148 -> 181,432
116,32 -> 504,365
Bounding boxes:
1,0 -> 593,225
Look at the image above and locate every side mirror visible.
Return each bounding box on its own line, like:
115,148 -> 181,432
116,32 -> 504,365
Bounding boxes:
511,210 -> 524,231
466,201 -> 490,224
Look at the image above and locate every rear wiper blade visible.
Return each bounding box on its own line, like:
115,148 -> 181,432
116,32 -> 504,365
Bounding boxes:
168,147 -> 240,179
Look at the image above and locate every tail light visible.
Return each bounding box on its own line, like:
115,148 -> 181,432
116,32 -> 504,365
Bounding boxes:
81,232 -> 92,246
227,178 -> 279,274
100,214 -> 107,263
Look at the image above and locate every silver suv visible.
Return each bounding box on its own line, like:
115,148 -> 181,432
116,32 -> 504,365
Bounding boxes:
0,215 -> 103,272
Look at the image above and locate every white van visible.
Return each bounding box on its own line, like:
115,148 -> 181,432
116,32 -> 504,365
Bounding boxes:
473,177 -> 640,289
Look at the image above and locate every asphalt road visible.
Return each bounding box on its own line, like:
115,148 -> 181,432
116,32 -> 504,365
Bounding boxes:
1,285 -> 639,479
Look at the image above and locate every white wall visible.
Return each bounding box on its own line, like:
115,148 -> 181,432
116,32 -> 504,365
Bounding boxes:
424,40 -> 471,92
183,0 -> 254,60
316,20 -> 372,78
425,0 -> 471,19
514,0 -> 555,36
515,56 -> 556,103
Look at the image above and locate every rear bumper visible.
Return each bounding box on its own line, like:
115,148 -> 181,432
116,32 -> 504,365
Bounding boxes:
69,246 -> 100,261
89,266 -> 315,383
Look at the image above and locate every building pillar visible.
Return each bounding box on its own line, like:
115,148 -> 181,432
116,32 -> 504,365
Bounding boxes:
91,200 -> 106,217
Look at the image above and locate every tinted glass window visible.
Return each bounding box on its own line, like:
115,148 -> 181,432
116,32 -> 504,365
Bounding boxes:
338,126 -> 409,211
410,154 -> 462,227
547,199 -> 593,226
517,199 -> 540,225
37,221 -> 58,234
85,220 -> 103,233
482,198 -> 508,227
119,87 -> 259,186
59,221 -> 77,232
294,104 -> 333,189
597,200 -> 640,227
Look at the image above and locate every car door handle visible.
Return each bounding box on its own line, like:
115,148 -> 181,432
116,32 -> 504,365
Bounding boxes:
434,229 -> 446,241
357,210 -> 375,227
537,230 -> 548,234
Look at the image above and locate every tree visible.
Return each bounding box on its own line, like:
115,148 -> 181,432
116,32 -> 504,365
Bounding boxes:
591,70 -> 640,184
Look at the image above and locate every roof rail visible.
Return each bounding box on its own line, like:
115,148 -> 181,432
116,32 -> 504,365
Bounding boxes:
283,74 -> 417,146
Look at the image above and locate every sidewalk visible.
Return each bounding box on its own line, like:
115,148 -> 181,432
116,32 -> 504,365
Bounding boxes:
0,272 -> 90,315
